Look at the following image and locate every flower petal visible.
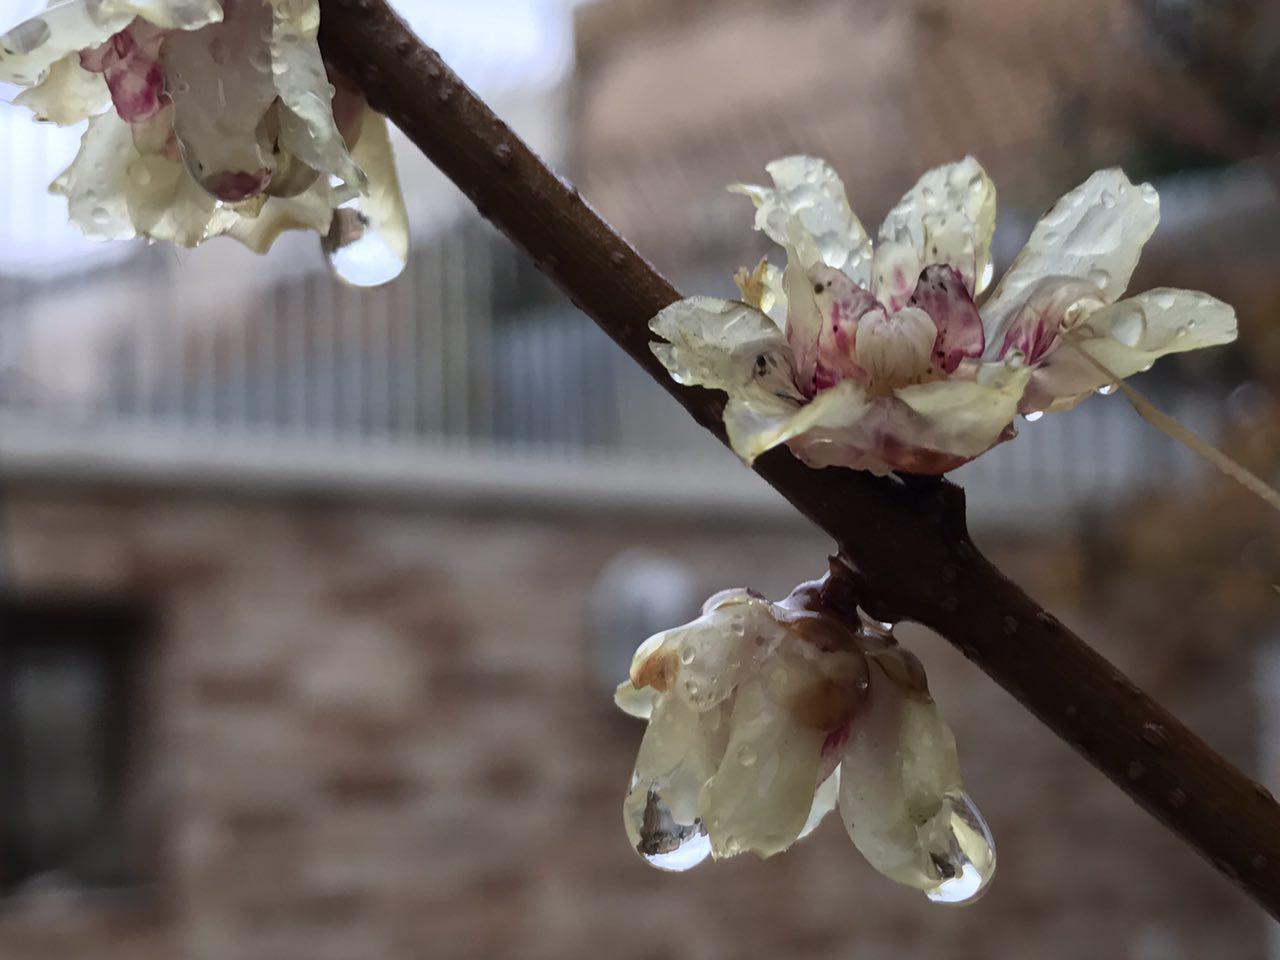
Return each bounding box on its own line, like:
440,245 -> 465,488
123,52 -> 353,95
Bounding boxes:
891,360 -> 1031,456
878,156 -> 997,296
0,1 -> 133,86
980,169 -> 1160,347
781,360 -> 1030,475
994,277 -> 1105,364
699,675 -> 827,859
0,0 -> 220,86
11,52 -> 109,124
797,766 -> 840,841
625,695 -> 731,855
837,662 -> 964,891
162,0 -> 280,200
52,110 -> 145,240
1021,288 -> 1237,413
227,184 -> 336,253
907,264 -> 984,374
730,155 -> 873,286
269,0 -> 367,191
614,679 -> 658,720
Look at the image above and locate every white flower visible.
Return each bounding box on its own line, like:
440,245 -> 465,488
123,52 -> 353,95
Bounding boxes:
0,0 -> 408,284
652,156 -> 1237,474
615,578 -> 996,903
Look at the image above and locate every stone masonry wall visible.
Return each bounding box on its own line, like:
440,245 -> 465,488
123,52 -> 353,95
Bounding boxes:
0,481 -> 1265,959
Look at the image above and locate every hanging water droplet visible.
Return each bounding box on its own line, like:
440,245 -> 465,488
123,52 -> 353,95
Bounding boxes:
1096,383 -> 1117,396
1024,410 -> 1044,422
630,789 -> 712,872
323,206 -> 406,287
924,792 -> 997,905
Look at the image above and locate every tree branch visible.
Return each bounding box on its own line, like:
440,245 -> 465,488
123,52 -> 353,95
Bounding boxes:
319,0 -> 1280,916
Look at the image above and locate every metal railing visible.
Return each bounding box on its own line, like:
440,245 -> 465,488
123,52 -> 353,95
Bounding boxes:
0,211 -> 1224,526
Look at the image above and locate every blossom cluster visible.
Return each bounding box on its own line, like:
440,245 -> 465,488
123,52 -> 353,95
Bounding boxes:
652,156 -> 1237,474
616,578 -> 995,903
0,0 -> 408,284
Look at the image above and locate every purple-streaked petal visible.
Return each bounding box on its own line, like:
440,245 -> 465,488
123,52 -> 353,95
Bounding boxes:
80,22 -> 169,123
1020,287 -> 1237,413
908,264 -> 984,374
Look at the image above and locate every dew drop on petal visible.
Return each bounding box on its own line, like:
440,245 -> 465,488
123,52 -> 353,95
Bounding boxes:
1096,383 -> 1117,396
630,789 -> 712,872
1023,410 -> 1044,422
323,207 -> 406,287
924,792 -> 997,905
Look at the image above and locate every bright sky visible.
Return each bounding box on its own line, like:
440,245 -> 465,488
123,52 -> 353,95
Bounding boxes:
0,0 -> 578,276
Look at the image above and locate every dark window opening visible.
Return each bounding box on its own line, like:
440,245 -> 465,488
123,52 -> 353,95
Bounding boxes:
0,594 -> 152,897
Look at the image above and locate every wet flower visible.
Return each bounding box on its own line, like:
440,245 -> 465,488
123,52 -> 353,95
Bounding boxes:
615,578 -> 996,903
0,0 -> 408,285
652,156 -> 1237,474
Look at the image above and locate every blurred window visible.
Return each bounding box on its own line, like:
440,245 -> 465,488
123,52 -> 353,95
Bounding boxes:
0,595 -> 150,896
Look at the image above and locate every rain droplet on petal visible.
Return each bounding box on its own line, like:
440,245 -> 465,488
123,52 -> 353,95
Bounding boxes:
1023,410 -> 1044,422
323,206 -> 406,287
923,792 -> 997,905
631,789 -> 712,872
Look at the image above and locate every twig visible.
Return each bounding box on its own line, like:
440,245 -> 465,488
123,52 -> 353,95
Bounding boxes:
318,0 -> 1280,916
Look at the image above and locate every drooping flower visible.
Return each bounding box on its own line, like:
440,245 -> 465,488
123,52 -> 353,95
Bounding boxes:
0,0 -> 409,285
615,577 -> 996,903
651,156 -> 1237,474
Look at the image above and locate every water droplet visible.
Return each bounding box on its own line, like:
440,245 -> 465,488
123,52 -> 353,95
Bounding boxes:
738,746 -> 756,767
90,206 -> 110,226
679,646 -> 696,665
1167,787 -> 1187,809
631,790 -> 711,872
323,207 -> 406,288
1087,268 -> 1111,289
1001,616 -> 1019,636
0,17 -> 50,56
1023,410 -> 1044,422
1252,853 -> 1269,871
1100,189 -> 1117,209
1141,721 -> 1168,748
1127,760 -> 1146,781
924,792 -> 997,905
1153,290 -> 1178,310
1096,383 -> 1117,396
684,679 -> 700,698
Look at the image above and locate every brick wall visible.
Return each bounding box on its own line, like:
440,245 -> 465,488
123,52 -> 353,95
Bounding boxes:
0,482 -> 1265,959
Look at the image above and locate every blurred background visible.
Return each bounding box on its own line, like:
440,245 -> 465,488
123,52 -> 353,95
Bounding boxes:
0,0 -> 1279,956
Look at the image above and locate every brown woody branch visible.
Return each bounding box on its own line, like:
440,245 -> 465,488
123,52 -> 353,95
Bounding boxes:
318,0 -> 1280,917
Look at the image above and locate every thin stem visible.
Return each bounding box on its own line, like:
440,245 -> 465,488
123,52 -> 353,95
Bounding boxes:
318,0 -> 1280,917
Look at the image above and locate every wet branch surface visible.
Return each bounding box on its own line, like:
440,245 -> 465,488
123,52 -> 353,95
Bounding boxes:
319,0 -> 1280,916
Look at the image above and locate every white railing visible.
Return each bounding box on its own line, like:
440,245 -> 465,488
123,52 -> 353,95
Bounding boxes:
0,214 -> 1225,527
